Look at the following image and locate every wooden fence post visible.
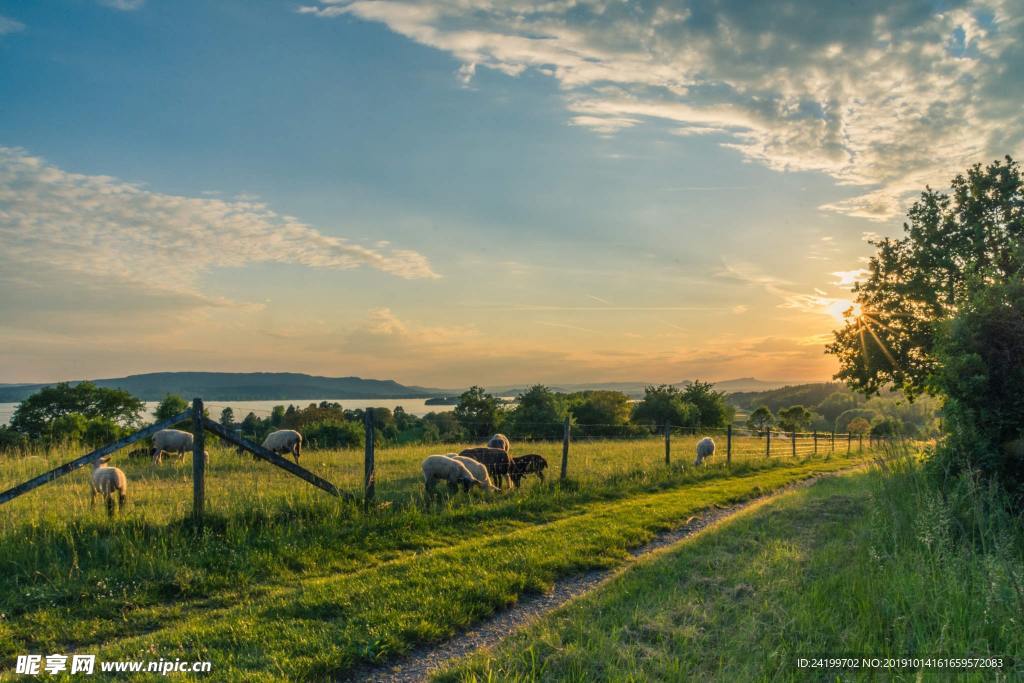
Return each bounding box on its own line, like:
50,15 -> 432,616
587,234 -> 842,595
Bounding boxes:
831,430 -> 836,453
813,430 -> 818,456
726,424 -> 732,466
560,417 -> 570,481
364,409 -> 375,508
791,430 -> 796,458
766,429 -> 771,458
859,434 -> 864,452
192,398 -> 206,521
847,432 -> 852,453
664,422 -> 671,465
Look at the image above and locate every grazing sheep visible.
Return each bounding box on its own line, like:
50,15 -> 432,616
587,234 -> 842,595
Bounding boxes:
486,433 -> 511,453
451,455 -> 500,492
694,436 -> 716,466
458,447 -> 515,488
151,429 -> 207,464
91,456 -> 127,516
262,429 -> 302,463
509,453 -> 548,487
422,454 -> 487,496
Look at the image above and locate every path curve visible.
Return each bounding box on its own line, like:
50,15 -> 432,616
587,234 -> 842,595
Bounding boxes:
346,469 -> 852,683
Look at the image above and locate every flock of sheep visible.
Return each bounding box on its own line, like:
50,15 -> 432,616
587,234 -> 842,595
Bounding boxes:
421,433 -> 550,497
88,427 -> 716,514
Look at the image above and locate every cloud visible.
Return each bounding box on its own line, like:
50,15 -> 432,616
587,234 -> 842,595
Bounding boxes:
98,0 -> 145,10
301,0 -> 1024,221
0,15 -> 25,35
831,269 -> 869,287
0,147 -> 439,312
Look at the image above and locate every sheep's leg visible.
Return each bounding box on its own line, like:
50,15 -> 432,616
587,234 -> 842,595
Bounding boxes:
106,495 -> 115,517
91,487 -> 96,508
447,481 -> 458,495
118,492 -> 126,512
537,470 -> 545,482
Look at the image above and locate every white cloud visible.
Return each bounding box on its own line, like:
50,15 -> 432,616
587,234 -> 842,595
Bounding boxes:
301,0 -> 1024,221
98,0 -> 145,10
0,15 -> 25,35
831,269 -> 870,287
0,147 -> 439,311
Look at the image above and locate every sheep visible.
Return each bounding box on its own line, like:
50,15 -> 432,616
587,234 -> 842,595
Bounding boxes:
509,453 -> 548,487
422,454 -> 488,496
151,429 -> 207,464
694,436 -> 716,466
451,455 -> 500,492
261,429 -> 302,463
458,447 -> 515,488
91,456 -> 127,516
486,433 -> 511,453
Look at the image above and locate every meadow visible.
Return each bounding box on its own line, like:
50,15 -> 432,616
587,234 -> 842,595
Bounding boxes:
440,456 -> 1024,682
0,436 -> 873,680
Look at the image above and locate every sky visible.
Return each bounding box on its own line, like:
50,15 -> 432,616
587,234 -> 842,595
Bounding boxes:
0,0 -> 1021,388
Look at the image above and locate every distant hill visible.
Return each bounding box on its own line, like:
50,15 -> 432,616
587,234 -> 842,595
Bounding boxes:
486,378 -> 798,398
0,372 -> 439,402
726,382 -> 851,412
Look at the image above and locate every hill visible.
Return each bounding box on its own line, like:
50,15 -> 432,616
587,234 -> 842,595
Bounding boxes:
726,382 -> 851,412
0,372 -> 438,402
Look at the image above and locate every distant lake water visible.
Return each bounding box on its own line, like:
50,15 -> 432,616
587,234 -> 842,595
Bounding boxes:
0,397 -> 456,426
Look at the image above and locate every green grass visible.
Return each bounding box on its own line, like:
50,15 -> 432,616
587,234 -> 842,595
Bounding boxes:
0,437 -> 869,680
439,458 -> 1024,682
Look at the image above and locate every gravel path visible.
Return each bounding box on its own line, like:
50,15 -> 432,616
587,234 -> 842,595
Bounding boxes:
345,471 -> 849,683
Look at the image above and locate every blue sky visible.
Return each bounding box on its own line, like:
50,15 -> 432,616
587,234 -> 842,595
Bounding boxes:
1,0 -> 1020,386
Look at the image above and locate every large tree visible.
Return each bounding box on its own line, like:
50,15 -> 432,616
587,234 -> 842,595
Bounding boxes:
681,380 -> 733,427
10,381 -> 144,439
454,385 -> 503,438
827,157 -> 1024,398
631,385 -> 699,430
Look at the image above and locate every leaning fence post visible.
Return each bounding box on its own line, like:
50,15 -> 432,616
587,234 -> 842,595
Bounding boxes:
192,398 -> 205,521
664,422 -> 671,465
560,417 -> 570,481
363,409 -> 375,508
766,429 -> 771,458
726,424 -> 732,466
791,430 -> 796,458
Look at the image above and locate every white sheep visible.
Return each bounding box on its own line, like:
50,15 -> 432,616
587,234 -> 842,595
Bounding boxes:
695,436 -> 716,466
451,454 -> 500,492
91,456 -> 127,515
261,429 -> 302,463
422,454 -> 487,496
151,429 -> 207,464
486,433 -> 511,453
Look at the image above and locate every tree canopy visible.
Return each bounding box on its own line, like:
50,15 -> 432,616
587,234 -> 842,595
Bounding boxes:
631,385 -> 699,429
828,156 -> 1024,398
10,382 -> 144,439
454,386 -> 503,437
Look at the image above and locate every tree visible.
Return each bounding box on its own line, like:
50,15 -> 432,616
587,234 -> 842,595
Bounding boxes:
153,394 -> 189,422
270,405 -> 286,428
816,391 -> 859,423
240,412 -> 261,438
631,385 -> 699,430
777,405 -> 813,432
681,380 -> 733,427
219,407 -> 236,428
870,416 -> 902,439
747,406 -> 774,434
507,385 -> 567,439
828,157 -> 1024,398
454,386 -> 502,438
847,417 -> 872,435
570,390 -> 632,436
835,408 -> 879,433
10,382 -> 144,439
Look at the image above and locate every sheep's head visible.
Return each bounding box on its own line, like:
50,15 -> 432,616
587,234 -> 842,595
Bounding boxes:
92,455 -> 112,469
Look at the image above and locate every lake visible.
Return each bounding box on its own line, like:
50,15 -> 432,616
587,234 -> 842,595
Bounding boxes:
0,397 -> 456,426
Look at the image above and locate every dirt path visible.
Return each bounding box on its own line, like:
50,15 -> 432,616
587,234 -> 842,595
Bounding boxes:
347,469 -> 854,683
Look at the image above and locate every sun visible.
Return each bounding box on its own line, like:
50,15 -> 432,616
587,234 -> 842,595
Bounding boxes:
827,299 -> 862,323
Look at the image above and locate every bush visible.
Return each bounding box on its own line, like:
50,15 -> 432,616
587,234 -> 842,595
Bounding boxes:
303,420 -> 364,449
930,279 -> 1024,503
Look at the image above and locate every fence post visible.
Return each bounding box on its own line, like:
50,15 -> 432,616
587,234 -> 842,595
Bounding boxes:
813,430 -> 818,456
831,430 -> 835,453
363,409 -> 375,508
726,424 -> 732,466
791,430 -> 796,458
192,398 -> 205,521
664,422 -> 671,466
766,429 -> 771,458
859,434 -> 864,453
847,432 -> 852,453
560,417 -> 570,481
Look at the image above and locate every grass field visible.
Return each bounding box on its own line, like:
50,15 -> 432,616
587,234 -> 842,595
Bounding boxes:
0,438 -> 873,680
439,459 -> 1024,682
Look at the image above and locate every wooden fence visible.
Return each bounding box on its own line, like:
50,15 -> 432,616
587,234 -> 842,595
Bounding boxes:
0,398 -> 348,520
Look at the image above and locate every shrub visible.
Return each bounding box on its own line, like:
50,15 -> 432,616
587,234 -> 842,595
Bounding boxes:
303,420 -> 364,449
